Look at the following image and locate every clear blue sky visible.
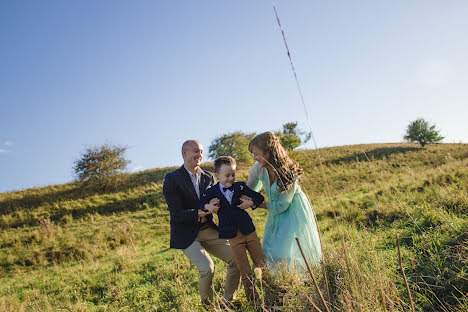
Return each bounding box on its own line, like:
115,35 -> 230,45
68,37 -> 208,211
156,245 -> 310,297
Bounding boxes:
1,1 -> 467,192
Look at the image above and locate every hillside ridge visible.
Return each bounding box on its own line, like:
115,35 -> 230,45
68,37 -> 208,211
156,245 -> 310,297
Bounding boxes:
1,142 -> 467,311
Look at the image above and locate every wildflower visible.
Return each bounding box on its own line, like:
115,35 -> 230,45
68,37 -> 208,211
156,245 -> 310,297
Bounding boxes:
254,267 -> 263,279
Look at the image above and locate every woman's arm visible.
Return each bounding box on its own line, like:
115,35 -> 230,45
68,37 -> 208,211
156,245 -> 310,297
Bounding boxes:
246,162 -> 263,192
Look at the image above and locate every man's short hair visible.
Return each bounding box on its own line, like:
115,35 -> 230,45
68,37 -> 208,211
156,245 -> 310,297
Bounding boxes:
181,140 -> 201,153
214,156 -> 236,173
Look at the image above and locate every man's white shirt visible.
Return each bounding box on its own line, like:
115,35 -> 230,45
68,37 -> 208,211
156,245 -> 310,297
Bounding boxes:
184,165 -> 202,199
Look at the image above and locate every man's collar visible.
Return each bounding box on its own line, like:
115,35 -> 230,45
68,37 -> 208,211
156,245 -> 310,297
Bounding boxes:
183,164 -> 202,177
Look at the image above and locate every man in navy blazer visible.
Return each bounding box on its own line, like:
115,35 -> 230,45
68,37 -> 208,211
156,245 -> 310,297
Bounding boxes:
162,140 -> 240,305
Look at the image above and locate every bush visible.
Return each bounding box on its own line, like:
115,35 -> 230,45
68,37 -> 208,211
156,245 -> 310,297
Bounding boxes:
404,118 -> 444,147
73,143 -> 129,190
208,132 -> 255,163
275,122 -> 311,151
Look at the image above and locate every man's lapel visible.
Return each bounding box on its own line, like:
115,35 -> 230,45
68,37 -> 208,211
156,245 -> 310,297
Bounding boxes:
178,166 -> 199,200
199,170 -> 211,197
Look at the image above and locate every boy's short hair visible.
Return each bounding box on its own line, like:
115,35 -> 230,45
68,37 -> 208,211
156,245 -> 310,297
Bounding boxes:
214,156 -> 236,173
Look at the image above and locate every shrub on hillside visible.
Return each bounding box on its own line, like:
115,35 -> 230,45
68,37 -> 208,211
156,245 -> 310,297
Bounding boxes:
404,118 -> 444,147
275,121 -> 311,151
73,143 -> 129,190
208,132 -> 255,163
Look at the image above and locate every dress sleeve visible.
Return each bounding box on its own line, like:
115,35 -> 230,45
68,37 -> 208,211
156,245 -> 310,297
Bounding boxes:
266,183 -> 296,216
247,162 -> 263,192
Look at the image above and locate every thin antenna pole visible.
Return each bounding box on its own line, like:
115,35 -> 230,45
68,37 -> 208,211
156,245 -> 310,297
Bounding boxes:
273,4 -> 332,302
273,5 -> 319,150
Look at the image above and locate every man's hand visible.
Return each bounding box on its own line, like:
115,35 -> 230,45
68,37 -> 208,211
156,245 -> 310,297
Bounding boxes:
198,209 -> 211,217
238,195 -> 254,210
209,197 -> 220,205
208,198 -> 220,213
204,203 -> 219,213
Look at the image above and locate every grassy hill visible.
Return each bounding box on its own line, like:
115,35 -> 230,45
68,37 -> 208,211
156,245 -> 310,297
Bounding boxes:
1,143 -> 467,311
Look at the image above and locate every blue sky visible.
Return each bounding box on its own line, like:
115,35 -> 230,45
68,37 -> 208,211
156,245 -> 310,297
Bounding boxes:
1,1 -> 467,192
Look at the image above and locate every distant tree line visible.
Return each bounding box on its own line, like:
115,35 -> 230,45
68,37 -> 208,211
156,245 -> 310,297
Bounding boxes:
72,121 -> 309,189
72,118 -> 444,189
208,121 -> 311,163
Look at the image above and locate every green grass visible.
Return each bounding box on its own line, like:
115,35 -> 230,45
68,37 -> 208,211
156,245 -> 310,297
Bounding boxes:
1,143 -> 467,311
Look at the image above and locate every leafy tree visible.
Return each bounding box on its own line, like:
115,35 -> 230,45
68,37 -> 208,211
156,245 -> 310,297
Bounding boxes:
275,122 -> 311,151
74,143 -> 129,189
208,132 -> 256,163
404,118 -> 444,147
208,122 -> 310,163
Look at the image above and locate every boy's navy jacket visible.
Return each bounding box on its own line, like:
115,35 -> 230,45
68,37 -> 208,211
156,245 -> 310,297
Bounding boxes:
200,181 -> 264,239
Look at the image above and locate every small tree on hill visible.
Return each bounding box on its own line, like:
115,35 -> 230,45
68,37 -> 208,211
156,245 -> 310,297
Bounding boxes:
208,132 -> 256,163
74,143 -> 129,190
275,122 -> 311,151
404,118 -> 444,147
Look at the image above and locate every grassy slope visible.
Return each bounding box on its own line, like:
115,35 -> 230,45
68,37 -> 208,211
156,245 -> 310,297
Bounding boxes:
0,143 -> 467,311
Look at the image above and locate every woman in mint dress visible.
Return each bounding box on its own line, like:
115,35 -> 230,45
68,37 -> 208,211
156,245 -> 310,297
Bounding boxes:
246,132 -> 322,270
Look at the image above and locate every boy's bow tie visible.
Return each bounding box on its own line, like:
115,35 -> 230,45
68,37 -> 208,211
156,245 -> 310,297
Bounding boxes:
223,186 -> 234,192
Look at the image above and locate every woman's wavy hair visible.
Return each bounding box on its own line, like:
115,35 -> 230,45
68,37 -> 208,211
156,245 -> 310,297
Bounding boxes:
248,131 -> 303,191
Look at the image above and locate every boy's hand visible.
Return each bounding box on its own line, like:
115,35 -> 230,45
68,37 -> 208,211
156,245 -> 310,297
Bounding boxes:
238,195 -> 253,210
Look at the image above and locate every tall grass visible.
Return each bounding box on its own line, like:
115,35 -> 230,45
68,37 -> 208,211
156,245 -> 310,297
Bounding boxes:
1,143 -> 467,311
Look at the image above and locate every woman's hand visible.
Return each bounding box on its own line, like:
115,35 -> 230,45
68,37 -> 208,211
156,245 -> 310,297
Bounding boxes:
238,195 -> 253,210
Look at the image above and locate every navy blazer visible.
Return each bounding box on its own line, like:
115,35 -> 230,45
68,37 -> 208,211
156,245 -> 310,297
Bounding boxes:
163,165 -> 217,249
200,182 -> 264,239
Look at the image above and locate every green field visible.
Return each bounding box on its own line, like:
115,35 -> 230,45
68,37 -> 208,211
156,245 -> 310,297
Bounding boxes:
1,143 -> 467,311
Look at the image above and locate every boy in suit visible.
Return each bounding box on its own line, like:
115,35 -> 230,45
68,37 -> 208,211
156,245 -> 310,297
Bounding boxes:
201,156 -> 266,302
163,140 -> 240,305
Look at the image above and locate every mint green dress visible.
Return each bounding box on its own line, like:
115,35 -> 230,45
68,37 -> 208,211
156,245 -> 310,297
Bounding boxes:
247,162 -> 322,270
